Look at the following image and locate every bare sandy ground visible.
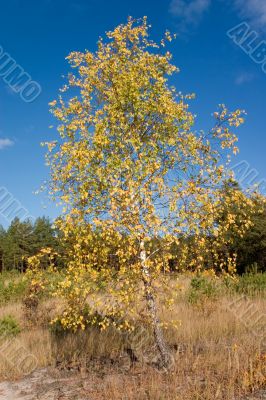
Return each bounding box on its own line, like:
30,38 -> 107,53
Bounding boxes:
0,368 -> 90,400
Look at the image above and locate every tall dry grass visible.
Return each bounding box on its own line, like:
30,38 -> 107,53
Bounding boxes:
0,280 -> 265,399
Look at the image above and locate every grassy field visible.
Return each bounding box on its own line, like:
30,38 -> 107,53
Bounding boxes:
0,272 -> 265,399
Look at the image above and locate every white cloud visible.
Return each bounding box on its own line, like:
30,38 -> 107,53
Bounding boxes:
169,0 -> 266,31
0,138 -> 14,150
169,0 -> 211,28
235,72 -> 254,85
233,0 -> 266,30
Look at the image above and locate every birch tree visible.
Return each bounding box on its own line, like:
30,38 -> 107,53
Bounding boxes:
37,17 -> 255,368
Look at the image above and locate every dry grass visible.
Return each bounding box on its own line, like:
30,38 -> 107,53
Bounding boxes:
0,283 -> 265,399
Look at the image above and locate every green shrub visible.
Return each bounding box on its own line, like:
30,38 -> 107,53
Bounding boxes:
0,275 -> 28,305
233,273 -> 266,296
0,315 -> 21,337
187,275 -> 219,305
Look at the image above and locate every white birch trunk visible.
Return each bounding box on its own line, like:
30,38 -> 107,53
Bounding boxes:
140,239 -> 173,369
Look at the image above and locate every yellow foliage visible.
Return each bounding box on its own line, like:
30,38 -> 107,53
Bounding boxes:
29,17 -> 258,334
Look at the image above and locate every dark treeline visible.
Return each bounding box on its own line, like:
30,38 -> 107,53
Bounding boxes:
169,198 -> 266,275
220,184 -> 266,274
0,217 -> 60,272
234,203 -> 266,274
0,199 -> 266,274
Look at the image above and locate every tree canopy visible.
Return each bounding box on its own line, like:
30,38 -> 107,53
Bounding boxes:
0,217 -> 59,272
29,17 -> 262,368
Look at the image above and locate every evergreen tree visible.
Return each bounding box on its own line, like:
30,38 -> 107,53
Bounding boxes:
0,217 -> 59,272
234,199 -> 266,273
0,225 -> 5,272
32,217 -> 57,253
4,218 -> 33,271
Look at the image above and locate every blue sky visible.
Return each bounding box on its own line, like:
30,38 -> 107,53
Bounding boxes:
0,0 -> 265,227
